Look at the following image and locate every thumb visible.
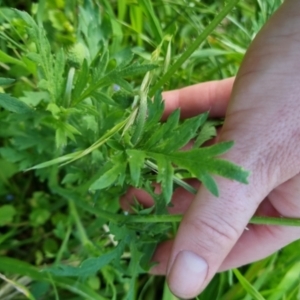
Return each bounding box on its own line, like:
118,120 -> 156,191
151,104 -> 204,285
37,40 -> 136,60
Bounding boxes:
166,156 -> 268,298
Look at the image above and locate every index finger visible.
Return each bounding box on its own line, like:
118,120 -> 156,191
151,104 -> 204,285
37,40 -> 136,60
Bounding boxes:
162,77 -> 235,120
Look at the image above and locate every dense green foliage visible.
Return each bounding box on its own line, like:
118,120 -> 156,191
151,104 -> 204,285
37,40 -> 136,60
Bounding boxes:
1,0 -> 300,299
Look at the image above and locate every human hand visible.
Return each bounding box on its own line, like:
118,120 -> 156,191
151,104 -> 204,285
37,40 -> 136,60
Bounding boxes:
124,1 -> 300,298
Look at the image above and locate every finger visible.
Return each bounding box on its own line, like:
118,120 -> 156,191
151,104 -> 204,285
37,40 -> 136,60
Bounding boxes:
151,176 -> 300,275
120,186 -> 157,212
166,2 -> 300,297
220,176 -> 300,271
162,77 -> 234,120
151,240 -> 173,275
151,198 -> 300,275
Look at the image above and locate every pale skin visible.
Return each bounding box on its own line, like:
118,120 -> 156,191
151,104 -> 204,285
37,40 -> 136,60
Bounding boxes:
122,0 -> 300,298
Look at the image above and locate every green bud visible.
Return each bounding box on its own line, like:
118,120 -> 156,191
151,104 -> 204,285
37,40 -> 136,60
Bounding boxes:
67,42 -> 87,68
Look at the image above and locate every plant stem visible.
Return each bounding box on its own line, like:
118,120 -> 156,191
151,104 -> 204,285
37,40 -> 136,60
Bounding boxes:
75,199 -> 300,227
68,199 -> 91,247
55,223 -> 72,265
58,188 -> 300,228
149,0 -> 241,96
121,214 -> 300,227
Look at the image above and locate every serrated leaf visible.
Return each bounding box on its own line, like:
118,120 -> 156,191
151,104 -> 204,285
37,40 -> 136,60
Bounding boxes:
55,127 -> 68,149
146,142 -> 249,196
0,93 -> 33,114
199,173 -> 219,197
28,117 -> 129,170
90,161 -> 127,190
194,120 -> 220,148
20,91 -> 49,106
92,91 -> 119,107
14,9 -> 36,27
157,112 -> 208,153
126,149 -> 146,186
112,91 -> 133,109
26,52 -> 42,64
154,154 -> 173,203
131,93 -> 148,145
143,109 -> 180,150
0,78 -> 15,85
118,63 -> 157,77
144,91 -> 165,130
169,143 -> 249,184
53,48 -> 66,102
91,49 -> 109,82
73,59 -> 89,101
45,251 -> 115,277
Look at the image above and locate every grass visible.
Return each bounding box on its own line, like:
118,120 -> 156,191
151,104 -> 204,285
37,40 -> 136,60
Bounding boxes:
1,0 -> 300,300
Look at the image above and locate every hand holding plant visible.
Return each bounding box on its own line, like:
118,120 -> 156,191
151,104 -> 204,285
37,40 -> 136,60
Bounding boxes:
130,1 -> 300,298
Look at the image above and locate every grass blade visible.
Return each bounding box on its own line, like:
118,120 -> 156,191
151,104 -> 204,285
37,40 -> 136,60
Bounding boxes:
233,269 -> 266,300
0,273 -> 36,300
138,0 -> 163,44
149,0 -> 241,96
266,262 -> 300,300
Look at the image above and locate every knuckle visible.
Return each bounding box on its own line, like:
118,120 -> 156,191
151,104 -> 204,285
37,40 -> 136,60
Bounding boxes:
182,214 -> 240,253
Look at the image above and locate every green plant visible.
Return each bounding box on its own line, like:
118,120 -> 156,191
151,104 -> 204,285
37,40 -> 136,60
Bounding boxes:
1,0 -> 299,299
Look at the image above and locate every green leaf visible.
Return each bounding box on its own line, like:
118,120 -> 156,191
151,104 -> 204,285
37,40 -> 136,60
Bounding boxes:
194,120 -> 220,148
20,91 -> 49,107
126,149 -> 146,186
0,49 -> 26,67
90,160 -> 127,190
233,269 -> 266,300
146,142 -> 249,197
0,273 -> 36,300
72,59 -> 89,101
266,261 -> 300,300
0,78 -> 15,85
126,242 -> 144,300
26,151 -> 81,170
91,49 -> 109,82
45,251 -> 116,277
0,93 -> 33,114
0,205 -> 16,226
29,208 -> 51,227
143,109 -> 180,150
108,75 -> 133,93
154,154 -> 174,204
149,0 -> 241,96
92,91 -> 120,107
144,91 -> 165,130
199,173 -> 219,197
118,63 -> 157,78
138,0 -> 163,44
131,93 -> 148,145
0,257 -> 107,300
169,144 -> 249,184
157,112 -> 208,153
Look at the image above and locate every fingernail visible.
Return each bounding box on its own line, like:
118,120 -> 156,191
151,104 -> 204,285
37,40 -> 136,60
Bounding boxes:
167,251 -> 208,299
